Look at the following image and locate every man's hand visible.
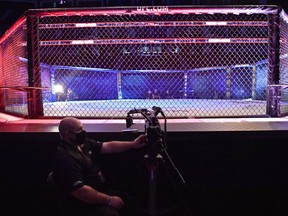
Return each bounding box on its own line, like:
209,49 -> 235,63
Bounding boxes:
101,134 -> 147,153
110,196 -> 124,209
133,134 -> 147,149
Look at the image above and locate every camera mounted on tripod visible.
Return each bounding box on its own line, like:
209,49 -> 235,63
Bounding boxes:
126,106 -> 167,160
126,107 -> 187,215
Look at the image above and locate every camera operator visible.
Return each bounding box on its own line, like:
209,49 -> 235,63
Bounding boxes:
50,117 -> 147,216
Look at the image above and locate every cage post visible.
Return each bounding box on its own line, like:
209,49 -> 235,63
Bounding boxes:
50,67 -> 56,102
183,72 -> 188,99
0,90 -> 3,110
252,64 -> 257,100
267,9 -> 281,117
226,67 -> 231,99
117,71 -> 123,99
267,85 -> 281,117
26,14 -> 43,118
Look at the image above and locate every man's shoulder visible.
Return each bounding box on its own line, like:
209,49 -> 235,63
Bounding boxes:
54,143 -> 79,161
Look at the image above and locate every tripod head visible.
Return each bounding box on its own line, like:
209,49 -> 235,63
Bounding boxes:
126,106 -> 167,160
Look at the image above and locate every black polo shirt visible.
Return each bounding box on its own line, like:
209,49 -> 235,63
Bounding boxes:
52,138 -> 107,194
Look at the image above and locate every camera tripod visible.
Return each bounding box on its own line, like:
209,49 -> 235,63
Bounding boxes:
126,107 -> 191,216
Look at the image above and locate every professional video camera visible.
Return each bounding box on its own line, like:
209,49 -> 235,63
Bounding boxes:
126,106 -> 167,161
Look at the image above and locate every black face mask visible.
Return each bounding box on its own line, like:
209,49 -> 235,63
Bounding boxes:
75,130 -> 86,144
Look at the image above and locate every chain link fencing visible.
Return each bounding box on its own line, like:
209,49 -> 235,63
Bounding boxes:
0,6 -> 287,118
0,17 -> 29,116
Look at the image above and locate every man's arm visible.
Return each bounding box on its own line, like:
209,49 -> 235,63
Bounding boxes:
101,134 -> 146,154
71,185 -> 124,209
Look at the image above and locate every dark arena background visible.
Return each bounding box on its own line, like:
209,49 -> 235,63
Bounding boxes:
1,1 -> 288,216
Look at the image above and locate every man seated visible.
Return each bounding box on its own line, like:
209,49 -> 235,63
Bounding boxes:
50,117 -> 147,215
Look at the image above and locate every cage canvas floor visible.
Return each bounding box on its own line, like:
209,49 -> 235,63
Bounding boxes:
42,98 -> 268,118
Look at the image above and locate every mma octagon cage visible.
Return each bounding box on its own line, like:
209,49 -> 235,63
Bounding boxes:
0,5 -> 288,119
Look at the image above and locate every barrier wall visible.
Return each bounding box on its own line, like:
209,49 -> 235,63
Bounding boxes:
1,130 -> 288,215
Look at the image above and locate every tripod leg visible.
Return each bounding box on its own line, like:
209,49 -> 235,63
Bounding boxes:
160,153 -> 192,216
149,168 -> 157,216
